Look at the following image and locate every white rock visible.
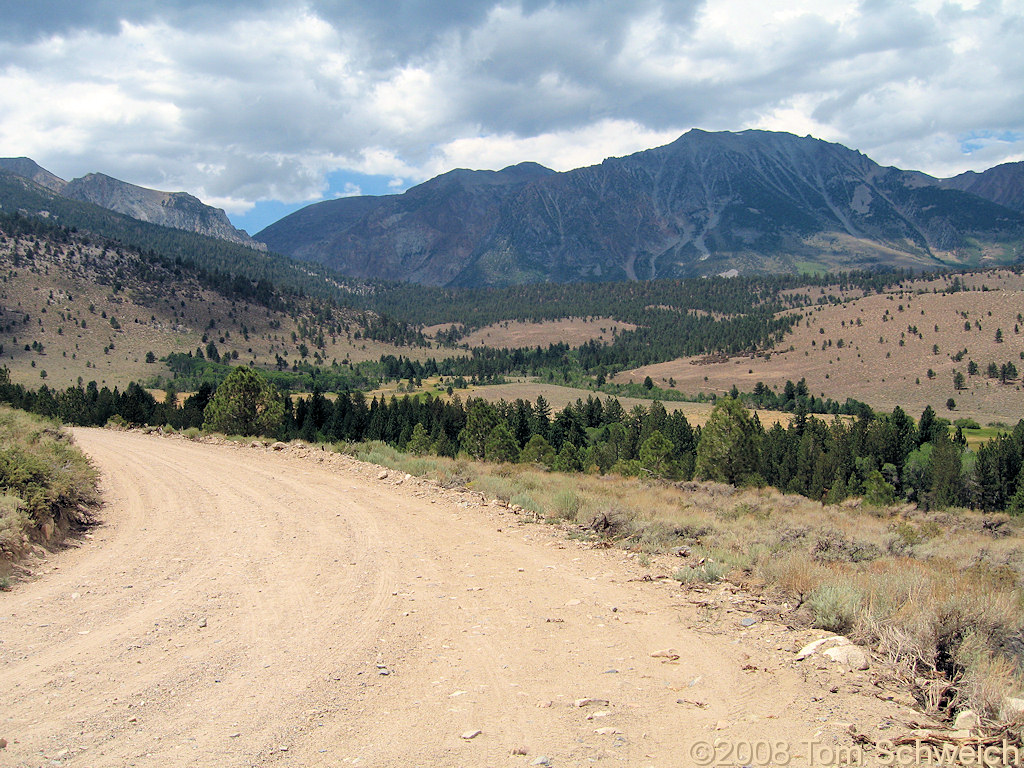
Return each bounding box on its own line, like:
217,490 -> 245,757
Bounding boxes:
822,644 -> 870,670
954,710 -> 981,731
574,697 -> 609,708
796,636 -> 851,660
1002,697 -> 1024,719
461,729 -> 482,740
795,638 -> 829,660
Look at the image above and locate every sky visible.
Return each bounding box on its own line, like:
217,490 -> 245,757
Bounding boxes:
1,0 -> 1022,235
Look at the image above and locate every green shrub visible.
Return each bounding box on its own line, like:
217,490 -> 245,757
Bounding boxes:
0,407 -> 99,560
0,494 -> 31,557
674,560 -> 726,584
510,492 -> 545,515
551,489 -> 582,520
470,474 -> 517,502
721,501 -> 770,521
106,413 -> 128,429
808,583 -> 863,634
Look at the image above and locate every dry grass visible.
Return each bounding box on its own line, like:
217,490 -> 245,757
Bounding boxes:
342,438 -> 1024,726
616,270 -> 1024,425
451,317 -> 636,349
0,233 -> 450,390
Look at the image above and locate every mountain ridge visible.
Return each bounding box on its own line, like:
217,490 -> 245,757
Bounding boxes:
256,129 -> 1024,287
0,159 -> 264,250
941,161 -> 1024,214
0,157 -> 67,193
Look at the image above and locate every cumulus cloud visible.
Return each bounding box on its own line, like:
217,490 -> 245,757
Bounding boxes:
427,120 -> 681,176
0,0 -> 1020,230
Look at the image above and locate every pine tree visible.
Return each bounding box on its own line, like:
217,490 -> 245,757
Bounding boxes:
917,405 -> 940,446
520,434 -> 556,467
1009,476 -> 1024,516
459,399 -> 499,458
533,395 -> 551,437
484,423 -> 520,463
639,430 -> 673,477
863,469 -> 896,506
407,423 -> 432,455
553,442 -> 584,473
695,398 -> 763,485
824,474 -> 848,505
202,367 -> 285,437
928,433 -> 963,509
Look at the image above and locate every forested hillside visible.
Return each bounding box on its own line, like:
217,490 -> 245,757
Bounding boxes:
0,171 -> 363,304
0,210 -> 426,389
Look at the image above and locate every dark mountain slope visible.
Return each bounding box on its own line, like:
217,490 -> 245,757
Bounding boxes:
942,161 -> 1024,214
258,130 -> 1024,287
256,194 -> 392,262
0,169 -> 356,304
259,162 -> 556,285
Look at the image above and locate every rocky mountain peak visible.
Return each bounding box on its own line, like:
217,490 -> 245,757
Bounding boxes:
0,157 -> 67,193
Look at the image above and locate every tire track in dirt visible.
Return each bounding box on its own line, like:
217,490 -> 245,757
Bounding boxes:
1,429 -> 917,767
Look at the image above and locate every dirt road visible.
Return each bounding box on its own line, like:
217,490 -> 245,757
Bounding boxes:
1,429 -> 914,767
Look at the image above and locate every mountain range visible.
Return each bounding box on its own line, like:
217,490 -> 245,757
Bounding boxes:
0,158 -> 262,250
4,130 -> 1024,288
256,130 -> 1024,286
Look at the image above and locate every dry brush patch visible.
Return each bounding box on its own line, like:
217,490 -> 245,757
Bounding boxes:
0,405 -> 99,578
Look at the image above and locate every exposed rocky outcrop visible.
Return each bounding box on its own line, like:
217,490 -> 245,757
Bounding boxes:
61,173 -> 263,249
0,157 -> 67,194
0,160 -> 264,250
